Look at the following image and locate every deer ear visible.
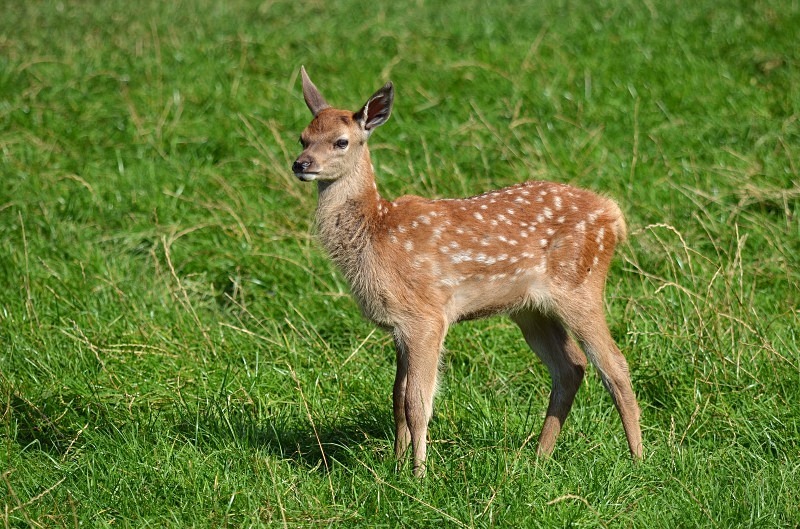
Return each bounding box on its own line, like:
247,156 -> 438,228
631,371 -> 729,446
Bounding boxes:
301,66 -> 330,117
355,82 -> 394,133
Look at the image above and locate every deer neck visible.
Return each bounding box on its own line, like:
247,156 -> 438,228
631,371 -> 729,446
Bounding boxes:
314,148 -> 386,275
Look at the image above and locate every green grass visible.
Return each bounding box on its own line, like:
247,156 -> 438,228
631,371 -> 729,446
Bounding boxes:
2,0 -> 799,526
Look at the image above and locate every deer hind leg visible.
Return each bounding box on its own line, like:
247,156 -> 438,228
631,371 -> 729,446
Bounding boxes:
395,317 -> 446,477
511,310 -> 587,456
562,307 -> 643,459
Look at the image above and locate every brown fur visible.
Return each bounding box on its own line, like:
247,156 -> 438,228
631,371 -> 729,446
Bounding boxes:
292,67 -> 642,476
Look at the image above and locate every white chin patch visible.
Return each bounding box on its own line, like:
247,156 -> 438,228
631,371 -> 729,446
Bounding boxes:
295,172 -> 317,182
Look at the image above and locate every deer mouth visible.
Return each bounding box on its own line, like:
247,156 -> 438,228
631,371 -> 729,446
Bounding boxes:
294,171 -> 319,182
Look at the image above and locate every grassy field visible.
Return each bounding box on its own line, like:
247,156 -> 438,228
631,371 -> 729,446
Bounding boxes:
2,0 -> 799,526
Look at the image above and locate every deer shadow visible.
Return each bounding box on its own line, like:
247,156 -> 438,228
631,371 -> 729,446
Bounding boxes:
171,400 -> 396,473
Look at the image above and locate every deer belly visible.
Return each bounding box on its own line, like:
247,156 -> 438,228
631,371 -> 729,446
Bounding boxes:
446,269 -> 552,323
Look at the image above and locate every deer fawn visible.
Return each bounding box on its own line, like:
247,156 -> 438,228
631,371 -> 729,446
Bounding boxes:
292,67 -> 642,476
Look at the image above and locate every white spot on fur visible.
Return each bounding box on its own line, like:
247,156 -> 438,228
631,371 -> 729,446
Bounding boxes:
596,227 -> 606,243
439,276 -> 464,287
475,253 -> 496,265
404,240 -> 414,251
451,251 -> 473,264
588,210 -> 603,223
474,212 -> 484,221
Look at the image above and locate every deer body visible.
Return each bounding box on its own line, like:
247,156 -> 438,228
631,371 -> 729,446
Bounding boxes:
293,67 -> 642,476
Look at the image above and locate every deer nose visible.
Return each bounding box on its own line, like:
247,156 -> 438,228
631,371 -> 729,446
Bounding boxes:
292,159 -> 311,173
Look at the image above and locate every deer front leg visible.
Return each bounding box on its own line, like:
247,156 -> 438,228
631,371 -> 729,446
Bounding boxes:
397,319 -> 446,477
392,336 -> 411,462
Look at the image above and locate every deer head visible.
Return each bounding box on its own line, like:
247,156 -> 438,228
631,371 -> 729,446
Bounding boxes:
293,66 -> 393,183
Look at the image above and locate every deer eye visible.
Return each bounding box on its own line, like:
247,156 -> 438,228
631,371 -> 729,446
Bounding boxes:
334,138 -> 349,149
299,137 -> 308,148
